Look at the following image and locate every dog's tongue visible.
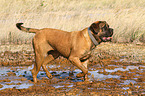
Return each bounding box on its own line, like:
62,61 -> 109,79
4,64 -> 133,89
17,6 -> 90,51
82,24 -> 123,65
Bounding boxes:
102,37 -> 112,41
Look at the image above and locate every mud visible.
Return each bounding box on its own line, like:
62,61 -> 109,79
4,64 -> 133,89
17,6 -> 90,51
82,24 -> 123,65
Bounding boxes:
0,44 -> 145,95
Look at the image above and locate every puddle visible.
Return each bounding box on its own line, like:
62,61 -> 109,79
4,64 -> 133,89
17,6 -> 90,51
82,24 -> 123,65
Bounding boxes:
0,82 -> 33,90
122,87 -> 130,90
0,59 -> 145,95
89,70 -> 120,80
0,65 -> 121,90
54,85 -> 65,88
105,65 -> 144,73
0,66 -> 34,90
0,64 -> 145,90
122,80 -> 136,85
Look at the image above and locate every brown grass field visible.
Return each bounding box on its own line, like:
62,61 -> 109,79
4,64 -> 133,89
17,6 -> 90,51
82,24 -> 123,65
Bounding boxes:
0,0 -> 145,44
0,1 -> 145,95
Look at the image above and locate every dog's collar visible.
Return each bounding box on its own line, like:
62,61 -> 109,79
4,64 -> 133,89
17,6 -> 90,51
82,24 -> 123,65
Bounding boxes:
88,27 -> 99,46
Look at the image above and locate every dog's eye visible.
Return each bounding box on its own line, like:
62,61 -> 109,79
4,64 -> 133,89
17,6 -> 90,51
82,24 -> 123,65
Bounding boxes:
103,27 -> 107,30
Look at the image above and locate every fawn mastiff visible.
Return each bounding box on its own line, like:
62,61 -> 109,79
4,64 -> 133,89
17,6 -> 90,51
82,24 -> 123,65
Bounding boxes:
16,21 -> 113,83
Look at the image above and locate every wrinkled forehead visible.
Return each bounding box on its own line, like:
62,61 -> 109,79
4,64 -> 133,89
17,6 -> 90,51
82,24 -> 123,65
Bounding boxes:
94,21 -> 109,28
100,22 -> 109,28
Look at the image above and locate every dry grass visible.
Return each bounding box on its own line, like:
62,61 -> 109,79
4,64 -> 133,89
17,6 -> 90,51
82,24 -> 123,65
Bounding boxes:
0,0 -> 145,44
94,42 -> 145,63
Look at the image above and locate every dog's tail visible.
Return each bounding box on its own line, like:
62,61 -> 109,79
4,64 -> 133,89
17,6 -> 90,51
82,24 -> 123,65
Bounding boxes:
16,23 -> 40,33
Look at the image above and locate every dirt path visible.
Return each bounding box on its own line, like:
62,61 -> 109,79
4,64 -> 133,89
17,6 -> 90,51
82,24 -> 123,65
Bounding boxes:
0,43 -> 145,95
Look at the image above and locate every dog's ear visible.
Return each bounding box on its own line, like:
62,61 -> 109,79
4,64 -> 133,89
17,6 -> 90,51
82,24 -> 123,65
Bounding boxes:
90,21 -> 100,34
99,21 -> 106,29
90,21 -> 106,34
90,21 -> 108,34
99,21 -> 109,30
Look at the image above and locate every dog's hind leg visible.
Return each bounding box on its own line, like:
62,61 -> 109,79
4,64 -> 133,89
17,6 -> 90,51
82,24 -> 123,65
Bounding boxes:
32,37 -> 54,83
41,50 -> 60,79
32,51 -> 43,83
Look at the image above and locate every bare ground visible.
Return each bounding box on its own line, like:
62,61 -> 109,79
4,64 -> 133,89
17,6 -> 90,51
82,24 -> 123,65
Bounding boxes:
0,43 -> 145,96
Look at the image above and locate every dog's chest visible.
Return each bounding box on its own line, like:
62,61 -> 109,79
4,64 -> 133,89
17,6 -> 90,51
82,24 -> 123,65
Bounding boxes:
80,46 -> 95,60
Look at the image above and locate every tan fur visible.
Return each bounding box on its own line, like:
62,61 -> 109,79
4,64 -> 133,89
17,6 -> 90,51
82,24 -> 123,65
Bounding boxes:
16,21 -> 113,83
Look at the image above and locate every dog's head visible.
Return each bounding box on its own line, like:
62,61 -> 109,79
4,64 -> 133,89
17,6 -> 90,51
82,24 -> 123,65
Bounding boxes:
90,21 -> 113,42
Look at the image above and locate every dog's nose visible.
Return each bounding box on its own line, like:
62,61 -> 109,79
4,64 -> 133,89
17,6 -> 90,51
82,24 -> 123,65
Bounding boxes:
109,28 -> 113,36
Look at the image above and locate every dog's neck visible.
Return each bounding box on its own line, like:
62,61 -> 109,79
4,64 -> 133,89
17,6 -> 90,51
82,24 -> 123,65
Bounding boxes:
88,27 -> 101,46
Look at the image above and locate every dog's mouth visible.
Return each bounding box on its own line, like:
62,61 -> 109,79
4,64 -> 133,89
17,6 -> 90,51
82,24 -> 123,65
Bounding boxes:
101,28 -> 113,42
102,37 -> 112,42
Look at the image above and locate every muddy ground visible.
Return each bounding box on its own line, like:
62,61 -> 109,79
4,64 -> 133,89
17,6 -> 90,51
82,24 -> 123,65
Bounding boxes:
0,43 -> 145,96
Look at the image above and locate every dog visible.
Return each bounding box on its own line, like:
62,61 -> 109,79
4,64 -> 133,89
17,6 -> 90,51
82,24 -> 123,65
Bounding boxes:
16,21 -> 113,83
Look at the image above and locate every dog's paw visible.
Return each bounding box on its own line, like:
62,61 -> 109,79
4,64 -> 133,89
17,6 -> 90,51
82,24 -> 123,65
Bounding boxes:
48,74 -> 53,79
76,73 -> 85,78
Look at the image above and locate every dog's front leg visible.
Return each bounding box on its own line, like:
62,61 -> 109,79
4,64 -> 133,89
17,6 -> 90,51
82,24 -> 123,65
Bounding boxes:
69,56 -> 88,80
76,60 -> 89,80
82,60 -> 89,80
